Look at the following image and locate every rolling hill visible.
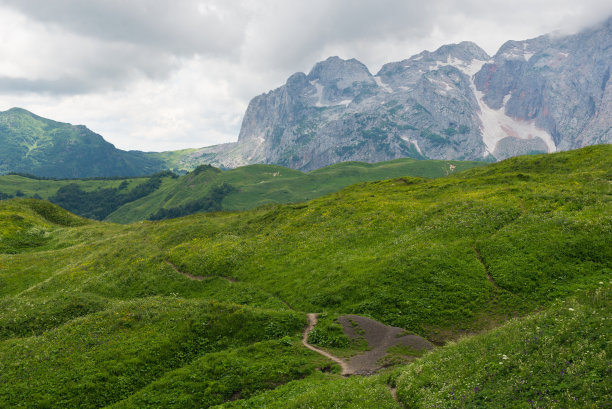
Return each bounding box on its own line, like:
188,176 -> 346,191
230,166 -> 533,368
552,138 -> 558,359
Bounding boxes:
107,157 -> 485,223
0,157 -> 486,223
0,145 -> 609,408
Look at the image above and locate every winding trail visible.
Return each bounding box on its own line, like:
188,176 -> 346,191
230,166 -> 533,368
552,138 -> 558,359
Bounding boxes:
301,313 -> 433,377
163,259 -> 238,283
302,313 -> 351,376
164,259 -> 296,310
388,386 -> 405,408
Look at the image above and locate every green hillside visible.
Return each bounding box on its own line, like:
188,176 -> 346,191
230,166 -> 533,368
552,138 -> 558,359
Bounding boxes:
107,158 -> 485,223
0,155 -> 485,223
218,287 -> 610,409
0,145 -> 609,408
0,173 -> 153,200
391,287 -> 610,408
0,171 -> 180,221
0,108 -> 171,178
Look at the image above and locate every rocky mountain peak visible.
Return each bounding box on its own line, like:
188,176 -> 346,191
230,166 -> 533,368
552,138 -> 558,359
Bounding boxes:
427,41 -> 490,62
494,39 -> 542,62
196,19 -> 611,171
403,41 -> 490,65
377,41 -> 489,80
285,72 -> 309,95
307,56 -> 374,89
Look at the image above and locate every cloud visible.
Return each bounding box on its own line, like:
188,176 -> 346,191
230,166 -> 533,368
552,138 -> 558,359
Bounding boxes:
0,5 -> 180,94
241,0 -> 439,71
0,77 -> 92,95
0,0 -> 248,56
0,0 -> 610,151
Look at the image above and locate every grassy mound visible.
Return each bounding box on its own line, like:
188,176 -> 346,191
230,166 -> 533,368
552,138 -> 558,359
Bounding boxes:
0,299 -> 306,408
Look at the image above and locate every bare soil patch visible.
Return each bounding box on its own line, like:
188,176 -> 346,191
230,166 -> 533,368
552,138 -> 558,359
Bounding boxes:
302,313 -> 433,376
338,314 -> 433,375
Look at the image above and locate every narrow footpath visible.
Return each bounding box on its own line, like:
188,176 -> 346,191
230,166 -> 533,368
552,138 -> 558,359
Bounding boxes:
302,313 -> 411,407
301,313 -> 352,376
388,386 -> 405,408
164,259 -> 237,283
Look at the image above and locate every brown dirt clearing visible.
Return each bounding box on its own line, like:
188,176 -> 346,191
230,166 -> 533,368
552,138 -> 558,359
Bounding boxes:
302,313 -> 433,376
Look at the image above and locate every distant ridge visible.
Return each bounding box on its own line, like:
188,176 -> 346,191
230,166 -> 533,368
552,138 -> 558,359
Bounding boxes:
0,108 -> 178,178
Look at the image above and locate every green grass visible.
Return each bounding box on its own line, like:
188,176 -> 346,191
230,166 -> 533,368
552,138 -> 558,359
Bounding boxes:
156,146 -> 610,342
146,148 -> 200,173
0,198 -> 90,253
106,157 -> 486,223
0,299 -> 306,408
0,293 -> 108,341
1,156 -> 486,223
215,372 -> 401,409
392,285 -> 611,408
110,340 -> 329,408
0,174 -> 151,200
0,145 -> 609,408
379,344 -> 427,367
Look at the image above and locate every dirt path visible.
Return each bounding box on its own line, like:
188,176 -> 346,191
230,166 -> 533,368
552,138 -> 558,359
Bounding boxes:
163,259 -> 237,283
338,315 -> 433,375
302,314 -> 351,376
388,386 -> 405,408
302,313 -> 433,377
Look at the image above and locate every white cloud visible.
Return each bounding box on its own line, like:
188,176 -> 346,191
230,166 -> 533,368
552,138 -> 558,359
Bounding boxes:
0,0 -> 610,151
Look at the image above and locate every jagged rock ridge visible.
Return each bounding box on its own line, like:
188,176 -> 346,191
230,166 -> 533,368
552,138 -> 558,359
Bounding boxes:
186,18 -> 611,170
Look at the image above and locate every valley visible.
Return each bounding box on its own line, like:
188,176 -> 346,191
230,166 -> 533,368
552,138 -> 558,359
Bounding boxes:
0,157 -> 485,223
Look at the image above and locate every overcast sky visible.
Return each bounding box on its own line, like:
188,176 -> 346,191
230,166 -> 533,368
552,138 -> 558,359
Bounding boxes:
0,0 -> 611,151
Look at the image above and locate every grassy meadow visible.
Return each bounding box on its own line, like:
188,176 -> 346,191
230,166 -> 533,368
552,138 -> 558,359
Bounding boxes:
0,145 -> 609,408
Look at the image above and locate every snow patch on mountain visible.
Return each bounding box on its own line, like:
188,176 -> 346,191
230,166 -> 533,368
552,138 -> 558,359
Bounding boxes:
474,88 -> 556,155
400,135 -> 423,155
458,59 -> 556,156
309,80 -> 353,108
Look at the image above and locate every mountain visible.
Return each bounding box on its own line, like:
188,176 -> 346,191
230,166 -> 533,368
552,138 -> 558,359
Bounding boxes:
2,19 -> 610,178
0,108 -> 175,178
475,18 -> 612,153
0,145 -> 609,407
187,18 -> 612,170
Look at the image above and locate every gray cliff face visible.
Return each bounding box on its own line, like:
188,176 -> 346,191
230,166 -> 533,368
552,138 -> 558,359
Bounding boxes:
190,20 -> 611,170
474,18 -> 612,155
